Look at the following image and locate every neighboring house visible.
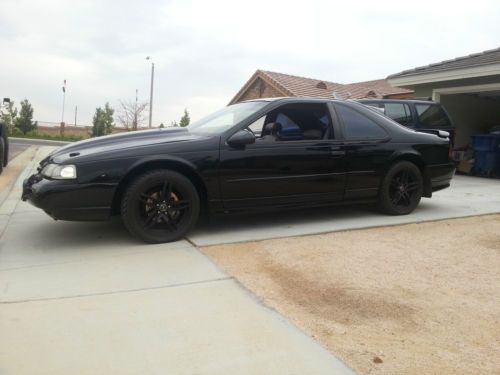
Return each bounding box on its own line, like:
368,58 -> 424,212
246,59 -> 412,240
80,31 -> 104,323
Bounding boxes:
388,47 -> 500,148
229,70 -> 413,104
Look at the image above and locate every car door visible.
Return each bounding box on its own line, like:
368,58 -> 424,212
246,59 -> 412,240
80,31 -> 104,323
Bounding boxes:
218,102 -> 346,209
333,102 -> 394,200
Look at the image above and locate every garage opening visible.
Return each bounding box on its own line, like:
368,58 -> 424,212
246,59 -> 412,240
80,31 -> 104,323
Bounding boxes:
434,87 -> 500,176
439,92 -> 500,148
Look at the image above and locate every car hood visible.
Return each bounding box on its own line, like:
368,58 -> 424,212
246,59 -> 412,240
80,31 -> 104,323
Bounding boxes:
46,127 -> 209,164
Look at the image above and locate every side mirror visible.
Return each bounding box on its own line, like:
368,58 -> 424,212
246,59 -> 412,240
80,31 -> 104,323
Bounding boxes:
227,129 -> 255,148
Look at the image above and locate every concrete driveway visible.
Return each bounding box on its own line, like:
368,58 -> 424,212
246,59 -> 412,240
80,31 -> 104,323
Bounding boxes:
1,145 -> 499,375
0,147 -> 355,374
189,175 -> 500,246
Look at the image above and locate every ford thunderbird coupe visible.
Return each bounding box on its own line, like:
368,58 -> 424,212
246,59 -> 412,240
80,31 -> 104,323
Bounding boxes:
22,98 -> 455,243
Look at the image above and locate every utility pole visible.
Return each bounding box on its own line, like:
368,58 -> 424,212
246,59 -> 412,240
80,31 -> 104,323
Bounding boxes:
146,56 -> 154,128
74,106 -> 77,126
61,79 -> 67,123
134,89 -> 138,130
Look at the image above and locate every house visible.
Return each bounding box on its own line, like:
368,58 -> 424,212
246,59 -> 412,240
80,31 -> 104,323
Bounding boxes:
229,70 -> 413,105
388,47 -> 500,148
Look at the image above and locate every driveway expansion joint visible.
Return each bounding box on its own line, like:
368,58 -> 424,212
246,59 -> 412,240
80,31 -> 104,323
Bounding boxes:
0,276 -> 234,304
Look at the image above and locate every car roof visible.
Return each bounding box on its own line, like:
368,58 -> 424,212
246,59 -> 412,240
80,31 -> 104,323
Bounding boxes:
240,97 -> 442,107
240,97 -> 343,104
357,98 -> 439,105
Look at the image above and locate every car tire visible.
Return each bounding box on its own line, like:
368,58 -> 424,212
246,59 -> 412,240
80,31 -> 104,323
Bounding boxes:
378,161 -> 423,215
0,138 -> 4,174
3,136 -> 8,167
121,169 -> 200,243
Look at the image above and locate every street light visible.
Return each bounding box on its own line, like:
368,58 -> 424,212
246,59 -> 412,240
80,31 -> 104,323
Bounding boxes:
146,56 -> 154,128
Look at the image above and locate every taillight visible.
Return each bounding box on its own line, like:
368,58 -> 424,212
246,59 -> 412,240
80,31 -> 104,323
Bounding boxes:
448,143 -> 453,160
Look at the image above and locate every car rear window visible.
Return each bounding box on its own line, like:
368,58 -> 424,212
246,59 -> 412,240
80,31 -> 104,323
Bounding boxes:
415,104 -> 451,128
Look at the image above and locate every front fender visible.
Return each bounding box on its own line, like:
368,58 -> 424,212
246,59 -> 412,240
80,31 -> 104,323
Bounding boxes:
110,155 -> 210,215
124,154 -> 201,178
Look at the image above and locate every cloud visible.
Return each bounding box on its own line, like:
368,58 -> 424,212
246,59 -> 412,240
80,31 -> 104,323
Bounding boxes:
1,0 -> 499,126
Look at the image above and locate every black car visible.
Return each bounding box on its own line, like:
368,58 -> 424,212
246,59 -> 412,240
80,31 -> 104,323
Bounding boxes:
357,99 -> 455,145
0,121 -> 9,174
22,98 -> 455,243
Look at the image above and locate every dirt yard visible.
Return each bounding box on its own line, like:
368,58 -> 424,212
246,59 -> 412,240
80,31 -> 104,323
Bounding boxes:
202,215 -> 500,375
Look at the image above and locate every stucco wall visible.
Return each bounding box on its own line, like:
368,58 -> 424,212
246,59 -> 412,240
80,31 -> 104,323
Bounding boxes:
410,75 -> 500,98
237,78 -> 285,102
440,94 -> 500,148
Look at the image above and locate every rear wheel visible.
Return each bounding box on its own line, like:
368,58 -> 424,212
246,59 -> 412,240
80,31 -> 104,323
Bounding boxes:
121,170 -> 200,243
378,161 -> 423,215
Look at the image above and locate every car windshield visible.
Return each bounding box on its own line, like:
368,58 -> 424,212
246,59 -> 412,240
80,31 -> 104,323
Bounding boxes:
188,101 -> 268,134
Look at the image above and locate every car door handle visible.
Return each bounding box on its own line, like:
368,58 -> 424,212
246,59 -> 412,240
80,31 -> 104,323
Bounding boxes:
306,146 -> 345,157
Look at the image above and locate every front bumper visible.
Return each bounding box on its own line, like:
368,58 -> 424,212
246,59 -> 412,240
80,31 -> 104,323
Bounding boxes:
22,173 -> 116,221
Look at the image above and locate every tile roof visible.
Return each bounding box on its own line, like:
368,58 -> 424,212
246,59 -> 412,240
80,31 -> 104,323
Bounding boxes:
230,70 -> 412,103
388,47 -> 500,79
340,78 -> 413,98
259,70 -> 346,98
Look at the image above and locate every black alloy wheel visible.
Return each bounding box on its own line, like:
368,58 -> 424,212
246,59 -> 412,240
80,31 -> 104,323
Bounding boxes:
378,161 -> 423,215
121,170 -> 200,243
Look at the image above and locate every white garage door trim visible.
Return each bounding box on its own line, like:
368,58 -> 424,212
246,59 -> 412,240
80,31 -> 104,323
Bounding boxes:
433,82 -> 500,102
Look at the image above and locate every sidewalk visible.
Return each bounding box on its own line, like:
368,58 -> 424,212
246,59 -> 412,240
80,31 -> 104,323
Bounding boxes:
0,146 -> 354,375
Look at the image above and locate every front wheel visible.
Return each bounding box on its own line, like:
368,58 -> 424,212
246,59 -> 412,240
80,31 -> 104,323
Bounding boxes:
121,170 -> 200,243
378,161 -> 423,215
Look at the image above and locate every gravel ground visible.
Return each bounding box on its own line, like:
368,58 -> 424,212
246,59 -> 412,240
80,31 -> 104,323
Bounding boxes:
202,215 -> 500,375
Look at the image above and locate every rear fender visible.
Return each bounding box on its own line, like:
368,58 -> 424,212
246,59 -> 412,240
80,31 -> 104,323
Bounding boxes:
386,150 -> 432,198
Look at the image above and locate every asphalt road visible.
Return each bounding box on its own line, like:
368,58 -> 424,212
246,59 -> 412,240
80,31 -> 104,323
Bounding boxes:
8,137 -> 68,161
8,140 -> 30,161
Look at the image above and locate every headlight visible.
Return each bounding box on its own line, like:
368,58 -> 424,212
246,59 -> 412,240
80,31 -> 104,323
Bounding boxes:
41,164 -> 77,180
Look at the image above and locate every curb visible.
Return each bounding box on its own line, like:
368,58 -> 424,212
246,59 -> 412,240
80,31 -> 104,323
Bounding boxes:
0,146 -> 37,209
9,137 -> 70,146
0,146 -> 58,216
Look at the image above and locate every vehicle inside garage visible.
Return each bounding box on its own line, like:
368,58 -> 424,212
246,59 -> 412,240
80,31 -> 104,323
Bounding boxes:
388,48 -> 500,177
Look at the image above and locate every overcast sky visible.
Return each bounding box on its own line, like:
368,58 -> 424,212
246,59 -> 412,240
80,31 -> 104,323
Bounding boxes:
1,0 -> 499,126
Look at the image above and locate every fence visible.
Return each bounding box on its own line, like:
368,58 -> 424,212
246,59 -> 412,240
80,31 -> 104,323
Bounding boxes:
34,121 -> 140,139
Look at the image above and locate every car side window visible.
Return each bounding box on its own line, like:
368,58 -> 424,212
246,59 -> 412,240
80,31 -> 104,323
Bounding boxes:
247,116 -> 266,136
383,103 -> 412,125
249,103 -> 332,142
336,104 -> 387,139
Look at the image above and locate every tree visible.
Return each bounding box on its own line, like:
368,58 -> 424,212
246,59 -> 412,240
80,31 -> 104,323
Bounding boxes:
179,109 -> 190,127
116,100 -> 148,131
14,99 -> 37,135
159,123 -> 165,128
91,103 -> 115,137
170,120 -> 178,127
0,100 -> 18,134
